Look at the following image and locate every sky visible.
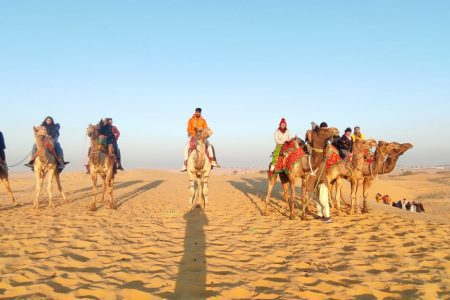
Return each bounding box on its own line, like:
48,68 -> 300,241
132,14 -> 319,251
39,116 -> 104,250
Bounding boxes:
0,0 -> 449,171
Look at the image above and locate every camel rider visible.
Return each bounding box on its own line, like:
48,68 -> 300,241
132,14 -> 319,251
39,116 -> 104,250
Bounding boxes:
305,121 -> 319,154
352,126 -> 365,142
100,118 -> 124,171
269,118 -> 291,174
25,116 -> 69,170
0,131 -> 5,163
333,127 -> 353,159
181,107 -> 219,172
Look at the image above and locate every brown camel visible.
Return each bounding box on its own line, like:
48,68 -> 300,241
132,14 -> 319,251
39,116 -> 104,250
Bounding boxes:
86,124 -> 117,211
361,142 -> 413,208
32,126 -> 67,209
265,127 -> 339,220
321,138 -> 377,215
187,128 -> 213,211
331,141 -> 402,213
0,159 -> 15,205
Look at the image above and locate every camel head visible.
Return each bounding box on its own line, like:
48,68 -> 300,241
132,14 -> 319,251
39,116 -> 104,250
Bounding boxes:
376,141 -> 402,157
311,127 -> 339,149
86,124 -> 100,139
196,128 -> 213,143
354,138 -> 376,151
389,142 -> 413,157
33,126 -> 47,138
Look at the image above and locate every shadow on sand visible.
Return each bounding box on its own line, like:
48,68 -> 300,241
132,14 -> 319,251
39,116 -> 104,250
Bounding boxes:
115,180 -> 165,208
173,206 -> 215,299
228,176 -> 305,217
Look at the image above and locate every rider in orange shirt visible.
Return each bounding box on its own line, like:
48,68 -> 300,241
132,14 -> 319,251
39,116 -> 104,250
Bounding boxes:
181,108 -> 219,171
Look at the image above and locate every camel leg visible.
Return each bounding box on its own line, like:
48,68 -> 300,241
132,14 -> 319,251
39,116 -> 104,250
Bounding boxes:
288,179 -> 296,220
264,174 -> 277,216
362,178 -> 374,213
55,173 -> 67,203
108,176 -> 116,209
355,179 -> 363,214
188,180 -> 195,207
349,179 -> 357,215
47,169 -> 55,208
279,173 -> 290,204
100,175 -> 107,203
202,176 -> 209,211
197,177 -> 204,210
90,173 -> 98,211
33,170 -> 45,209
334,178 -> 342,215
1,178 -> 15,204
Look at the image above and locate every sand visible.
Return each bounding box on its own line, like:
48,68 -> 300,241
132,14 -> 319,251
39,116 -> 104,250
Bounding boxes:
0,169 -> 449,299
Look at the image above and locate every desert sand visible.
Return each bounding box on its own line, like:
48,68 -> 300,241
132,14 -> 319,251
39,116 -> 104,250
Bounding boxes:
0,169 -> 449,299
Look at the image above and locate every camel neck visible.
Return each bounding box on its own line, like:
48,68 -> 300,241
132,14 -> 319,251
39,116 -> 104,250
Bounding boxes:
381,155 -> 399,174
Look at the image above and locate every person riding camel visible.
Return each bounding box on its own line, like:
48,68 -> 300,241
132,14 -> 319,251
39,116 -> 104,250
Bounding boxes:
100,118 -> 124,171
181,107 -> 219,172
25,116 -> 69,171
334,127 -> 353,159
305,121 -> 319,154
269,118 -> 291,175
352,126 -> 365,142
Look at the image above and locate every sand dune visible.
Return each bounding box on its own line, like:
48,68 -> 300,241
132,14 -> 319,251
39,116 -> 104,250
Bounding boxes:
0,170 -> 449,299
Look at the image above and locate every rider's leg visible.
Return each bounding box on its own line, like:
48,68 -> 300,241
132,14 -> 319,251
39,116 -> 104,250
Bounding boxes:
207,142 -> 219,167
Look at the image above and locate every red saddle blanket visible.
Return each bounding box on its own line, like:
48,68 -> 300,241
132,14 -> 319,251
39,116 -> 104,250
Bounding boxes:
274,147 -> 305,174
325,146 -> 342,171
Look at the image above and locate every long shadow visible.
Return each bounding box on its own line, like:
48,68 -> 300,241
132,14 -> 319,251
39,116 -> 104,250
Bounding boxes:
68,180 -> 145,204
228,176 -> 305,217
172,206 -> 211,300
115,180 -> 165,208
69,180 -> 144,196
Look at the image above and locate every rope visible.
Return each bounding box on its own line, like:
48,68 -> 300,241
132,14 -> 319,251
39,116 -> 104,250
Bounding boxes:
0,151 -> 32,170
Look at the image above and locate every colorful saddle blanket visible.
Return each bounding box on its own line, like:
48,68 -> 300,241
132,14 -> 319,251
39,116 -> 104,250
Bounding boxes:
274,141 -> 305,174
326,147 -> 375,171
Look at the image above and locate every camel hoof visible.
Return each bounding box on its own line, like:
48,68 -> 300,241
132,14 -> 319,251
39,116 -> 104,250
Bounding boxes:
89,204 -> 96,211
109,203 -> 117,210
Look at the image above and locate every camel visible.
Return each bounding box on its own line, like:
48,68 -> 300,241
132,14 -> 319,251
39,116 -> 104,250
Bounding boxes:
32,126 -> 67,209
264,127 -> 340,220
334,142 -> 413,211
321,138 -> 377,215
0,159 -> 15,205
360,142 -> 413,208
330,141 -> 401,213
187,128 -> 213,211
86,124 -> 117,211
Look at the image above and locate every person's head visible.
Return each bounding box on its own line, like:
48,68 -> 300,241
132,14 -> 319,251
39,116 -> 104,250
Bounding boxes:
279,118 -> 287,130
354,126 -> 361,135
43,116 -> 54,126
107,118 -> 113,125
320,122 -> 328,129
345,127 -> 352,137
194,107 -> 202,118
311,121 -> 319,130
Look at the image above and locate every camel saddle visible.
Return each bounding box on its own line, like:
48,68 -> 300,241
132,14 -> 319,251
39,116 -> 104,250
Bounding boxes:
274,140 -> 305,174
43,138 -> 60,162
325,147 -> 375,171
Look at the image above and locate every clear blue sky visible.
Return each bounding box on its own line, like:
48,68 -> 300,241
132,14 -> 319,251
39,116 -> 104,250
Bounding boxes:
1,1 -> 449,171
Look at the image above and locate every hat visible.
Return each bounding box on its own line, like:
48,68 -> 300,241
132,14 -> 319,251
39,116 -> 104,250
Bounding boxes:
320,122 -> 328,128
195,108 -> 202,112
345,127 -> 352,133
279,118 -> 287,126
311,121 -> 319,129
